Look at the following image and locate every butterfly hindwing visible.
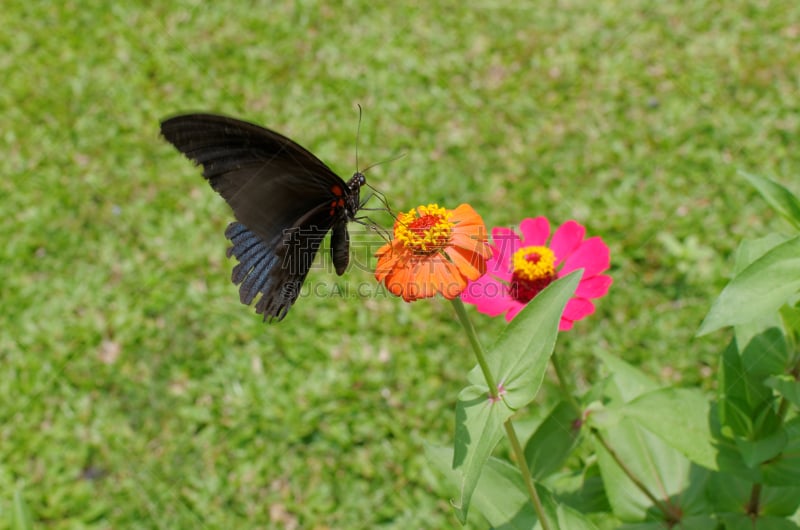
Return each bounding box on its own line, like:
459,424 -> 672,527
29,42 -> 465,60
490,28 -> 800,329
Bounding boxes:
225,221 -> 328,321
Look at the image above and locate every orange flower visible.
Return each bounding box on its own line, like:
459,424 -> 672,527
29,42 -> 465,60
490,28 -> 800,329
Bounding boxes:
375,204 -> 491,301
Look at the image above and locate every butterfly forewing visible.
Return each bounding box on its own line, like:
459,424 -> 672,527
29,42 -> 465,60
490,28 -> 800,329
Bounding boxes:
160,114 -> 343,246
160,113 -> 362,321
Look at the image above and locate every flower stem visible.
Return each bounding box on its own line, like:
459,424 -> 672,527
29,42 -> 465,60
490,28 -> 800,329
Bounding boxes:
504,419 -> 551,530
450,298 -> 551,530
451,298 -> 498,398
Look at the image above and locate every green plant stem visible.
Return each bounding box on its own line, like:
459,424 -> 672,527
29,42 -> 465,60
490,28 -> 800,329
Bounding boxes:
450,299 -> 551,530
451,298 -> 498,398
776,395 -> 791,422
550,351 -> 580,411
746,483 -> 762,517
591,428 -> 682,525
504,420 -> 550,530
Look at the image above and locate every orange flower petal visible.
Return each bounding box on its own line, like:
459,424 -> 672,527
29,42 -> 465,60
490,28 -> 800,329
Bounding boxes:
412,254 -> 463,300
374,203 -> 489,302
449,231 -> 492,260
445,245 -> 487,280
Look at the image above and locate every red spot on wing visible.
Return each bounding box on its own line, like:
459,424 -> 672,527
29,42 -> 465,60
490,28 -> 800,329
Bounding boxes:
329,198 -> 346,217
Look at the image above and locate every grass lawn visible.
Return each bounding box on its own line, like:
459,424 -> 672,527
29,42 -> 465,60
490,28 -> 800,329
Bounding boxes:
3,1 -> 799,528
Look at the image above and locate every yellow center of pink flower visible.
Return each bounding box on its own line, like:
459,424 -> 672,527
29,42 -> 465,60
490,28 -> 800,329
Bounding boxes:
512,246 -> 556,281
395,204 -> 454,254
509,245 -> 557,302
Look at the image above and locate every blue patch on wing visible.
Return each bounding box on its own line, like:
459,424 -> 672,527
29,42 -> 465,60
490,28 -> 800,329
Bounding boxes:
225,222 -> 280,307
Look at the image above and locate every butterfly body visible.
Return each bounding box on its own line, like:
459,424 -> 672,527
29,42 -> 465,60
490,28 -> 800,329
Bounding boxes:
160,113 -> 365,321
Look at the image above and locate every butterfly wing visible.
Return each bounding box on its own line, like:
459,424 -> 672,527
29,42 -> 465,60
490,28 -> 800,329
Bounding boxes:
225,220 -> 328,321
161,113 -> 348,321
160,113 -> 345,246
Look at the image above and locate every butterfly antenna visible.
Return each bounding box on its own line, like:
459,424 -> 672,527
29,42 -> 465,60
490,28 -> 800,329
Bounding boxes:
360,152 -> 406,174
350,105 -> 401,226
352,103 -> 405,176
355,103 -> 363,173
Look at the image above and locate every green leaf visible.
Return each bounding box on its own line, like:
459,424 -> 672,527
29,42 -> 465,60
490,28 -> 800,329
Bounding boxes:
731,236 -> 793,346
524,400 -> 582,480
698,236 -> 800,335
740,171 -> 800,231
707,471 -> 800,514
473,457 -> 537,530
732,235 -> 795,275
719,339 -> 756,438
450,272 -> 580,523
779,303 -> 800,348
539,490 -> 601,530
735,426 -> 788,468
468,271 -> 582,409
718,334 -> 787,469
757,478 -> 800,515
719,513 -> 800,530
761,417 -> 800,487
451,384 -> 513,523
426,446 -> 600,530
426,444 -> 535,529
766,375 -> 800,408
708,402 -> 762,482
595,351 -> 659,404
547,463 -> 611,515
619,516 -> 717,530
622,388 -> 719,471
740,328 -> 790,385
593,417 -> 697,521
471,454 -> 601,530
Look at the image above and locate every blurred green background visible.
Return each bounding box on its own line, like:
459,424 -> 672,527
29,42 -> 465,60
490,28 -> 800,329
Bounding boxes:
2,1 -> 799,528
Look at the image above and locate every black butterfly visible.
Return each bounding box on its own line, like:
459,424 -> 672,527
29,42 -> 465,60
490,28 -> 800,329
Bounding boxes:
160,113 -> 367,321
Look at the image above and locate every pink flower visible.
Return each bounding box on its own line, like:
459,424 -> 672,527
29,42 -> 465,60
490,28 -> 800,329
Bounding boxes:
460,217 -> 612,330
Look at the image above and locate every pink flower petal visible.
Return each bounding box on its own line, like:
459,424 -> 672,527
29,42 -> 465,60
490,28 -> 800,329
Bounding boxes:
491,227 -> 522,260
550,221 -> 585,266
519,217 -> 550,246
474,295 -> 516,317
560,237 -> 610,277
462,216 -> 612,332
461,271 -> 502,297
562,297 -> 595,322
575,274 -> 613,299
558,318 -> 575,331
462,276 -> 516,316
485,255 -> 512,281
464,274 -> 502,290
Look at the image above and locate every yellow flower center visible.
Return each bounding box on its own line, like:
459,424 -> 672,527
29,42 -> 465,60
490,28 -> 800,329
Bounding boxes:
395,204 -> 454,254
512,246 -> 556,281
509,246 -> 557,302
